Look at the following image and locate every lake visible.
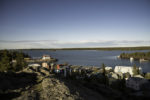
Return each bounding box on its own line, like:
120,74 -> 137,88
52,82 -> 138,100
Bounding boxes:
23,50 -> 150,73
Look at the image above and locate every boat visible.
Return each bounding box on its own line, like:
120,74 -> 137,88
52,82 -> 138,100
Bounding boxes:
139,59 -> 149,63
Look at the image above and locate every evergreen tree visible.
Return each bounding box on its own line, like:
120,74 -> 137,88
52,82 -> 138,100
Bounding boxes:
102,63 -> 106,75
133,64 -> 139,75
137,67 -> 140,75
0,50 -> 11,72
101,63 -> 109,86
15,52 -> 26,71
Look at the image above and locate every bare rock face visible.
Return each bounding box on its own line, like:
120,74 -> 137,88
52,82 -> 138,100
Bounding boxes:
41,78 -> 75,100
13,77 -> 80,100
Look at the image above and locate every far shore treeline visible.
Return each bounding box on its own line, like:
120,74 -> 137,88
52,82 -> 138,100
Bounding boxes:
7,46 -> 150,51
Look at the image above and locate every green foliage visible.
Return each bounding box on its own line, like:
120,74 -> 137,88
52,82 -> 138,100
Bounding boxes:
101,63 -> 109,85
132,64 -> 140,76
145,73 -> 150,79
0,50 -> 11,72
124,72 -> 131,78
15,52 -> 27,71
101,63 -> 106,75
0,50 -> 28,72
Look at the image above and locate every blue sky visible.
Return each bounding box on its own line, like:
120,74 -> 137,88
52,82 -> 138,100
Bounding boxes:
0,0 -> 150,49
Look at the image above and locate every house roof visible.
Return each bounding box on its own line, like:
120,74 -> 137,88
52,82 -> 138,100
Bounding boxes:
43,55 -> 50,57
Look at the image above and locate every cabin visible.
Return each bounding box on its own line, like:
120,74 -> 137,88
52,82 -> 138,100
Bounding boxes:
42,62 -> 49,69
42,55 -> 51,60
126,75 -> 148,90
114,66 -> 134,76
114,66 -> 142,76
105,67 -> 112,70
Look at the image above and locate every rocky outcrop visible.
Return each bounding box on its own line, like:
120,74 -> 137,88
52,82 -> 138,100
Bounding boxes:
12,66 -> 82,100
40,78 -> 77,100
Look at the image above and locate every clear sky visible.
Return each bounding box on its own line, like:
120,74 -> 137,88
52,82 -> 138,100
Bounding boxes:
0,0 -> 150,49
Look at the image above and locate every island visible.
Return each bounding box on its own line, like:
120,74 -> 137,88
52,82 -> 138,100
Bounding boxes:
120,51 -> 150,62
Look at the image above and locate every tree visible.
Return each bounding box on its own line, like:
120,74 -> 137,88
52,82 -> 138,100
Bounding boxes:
133,64 -> 139,75
120,78 -> 126,90
137,67 -> 140,75
101,63 -> 109,86
124,72 -> 131,78
101,63 -> 106,75
0,50 -> 11,72
15,52 -> 26,71
145,73 -> 150,79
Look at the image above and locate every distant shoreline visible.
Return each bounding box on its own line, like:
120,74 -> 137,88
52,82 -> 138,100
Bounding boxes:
7,46 -> 150,51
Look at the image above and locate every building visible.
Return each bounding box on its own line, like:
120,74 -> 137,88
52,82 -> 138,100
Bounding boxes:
28,63 -> 41,67
114,66 -> 134,76
55,64 -> 60,73
105,67 -> 112,70
42,62 -> 49,69
139,59 -> 148,63
42,55 -> 51,60
114,66 -> 142,76
126,75 -> 148,90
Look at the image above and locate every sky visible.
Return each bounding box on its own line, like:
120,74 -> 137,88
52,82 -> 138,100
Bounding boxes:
0,0 -> 150,49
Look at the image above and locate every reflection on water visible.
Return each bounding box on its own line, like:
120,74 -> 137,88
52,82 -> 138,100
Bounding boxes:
23,50 -> 150,73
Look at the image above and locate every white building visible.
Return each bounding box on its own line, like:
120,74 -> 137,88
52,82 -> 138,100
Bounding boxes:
105,67 -> 112,70
114,66 -> 142,76
28,63 -> 41,67
42,55 -> 51,60
42,62 -> 49,69
114,66 -> 134,76
126,75 -> 148,90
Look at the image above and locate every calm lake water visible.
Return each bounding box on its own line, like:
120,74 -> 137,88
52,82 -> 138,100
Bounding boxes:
23,50 -> 150,73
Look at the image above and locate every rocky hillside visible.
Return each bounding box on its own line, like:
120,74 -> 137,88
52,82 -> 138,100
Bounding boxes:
0,66 -> 106,100
1,65 -> 149,100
